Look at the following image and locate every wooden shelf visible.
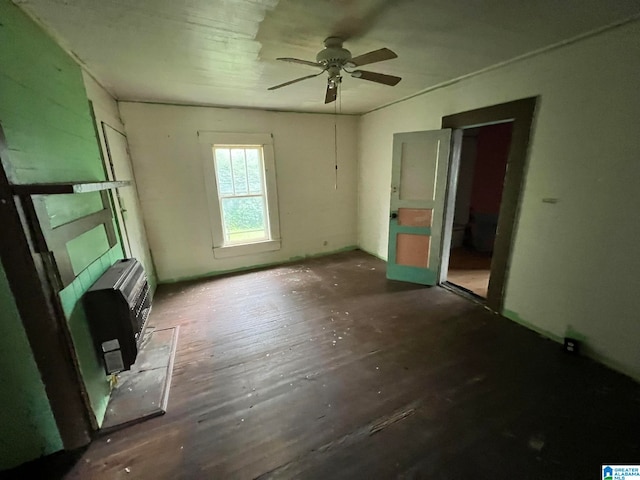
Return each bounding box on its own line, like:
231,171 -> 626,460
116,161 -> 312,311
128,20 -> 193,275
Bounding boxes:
11,180 -> 131,195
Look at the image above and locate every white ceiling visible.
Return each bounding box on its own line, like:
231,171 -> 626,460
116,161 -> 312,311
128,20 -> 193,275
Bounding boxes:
17,0 -> 640,114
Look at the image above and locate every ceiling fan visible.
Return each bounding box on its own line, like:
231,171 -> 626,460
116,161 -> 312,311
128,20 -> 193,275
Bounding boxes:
268,37 -> 401,104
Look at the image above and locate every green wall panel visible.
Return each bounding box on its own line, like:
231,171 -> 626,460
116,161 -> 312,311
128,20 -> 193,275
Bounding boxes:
0,1 -> 104,184
0,0 -> 124,462
58,246 -> 123,424
43,192 -> 104,228
67,225 -> 110,275
0,261 -> 63,470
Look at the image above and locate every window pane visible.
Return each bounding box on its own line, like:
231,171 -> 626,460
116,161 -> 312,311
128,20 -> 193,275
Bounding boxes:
214,149 -> 233,195
231,149 -> 248,195
246,149 -> 263,194
221,196 -> 266,243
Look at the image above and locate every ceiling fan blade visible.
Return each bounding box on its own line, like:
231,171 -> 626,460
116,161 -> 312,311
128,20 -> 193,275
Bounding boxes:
351,70 -> 401,86
268,71 -> 325,91
349,48 -> 397,67
325,82 -> 338,104
276,57 -> 323,68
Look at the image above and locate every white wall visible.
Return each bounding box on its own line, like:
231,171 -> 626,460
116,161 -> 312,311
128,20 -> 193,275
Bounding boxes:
358,20 -> 640,379
118,103 -> 358,282
82,72 -> 157,290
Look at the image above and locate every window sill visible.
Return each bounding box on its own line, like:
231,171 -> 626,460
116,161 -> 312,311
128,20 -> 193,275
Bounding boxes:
213,239 -> 281,259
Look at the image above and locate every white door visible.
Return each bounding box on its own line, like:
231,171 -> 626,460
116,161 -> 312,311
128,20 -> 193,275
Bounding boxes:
102,123 -> 150,268
386,129 -> 453,285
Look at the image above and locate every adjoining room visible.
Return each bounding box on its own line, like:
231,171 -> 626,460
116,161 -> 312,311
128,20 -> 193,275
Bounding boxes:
446,122 -> 513,299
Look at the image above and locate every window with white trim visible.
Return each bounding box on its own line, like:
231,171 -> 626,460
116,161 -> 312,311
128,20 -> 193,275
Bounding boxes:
214,145 -> 269,244
199,132 -> 280,258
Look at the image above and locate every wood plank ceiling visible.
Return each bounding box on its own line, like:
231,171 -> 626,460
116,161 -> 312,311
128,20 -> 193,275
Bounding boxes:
16,0 -> 640,113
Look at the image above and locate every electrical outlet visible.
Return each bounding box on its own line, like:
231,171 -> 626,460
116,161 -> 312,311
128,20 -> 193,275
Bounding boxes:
563,337 -> 580,355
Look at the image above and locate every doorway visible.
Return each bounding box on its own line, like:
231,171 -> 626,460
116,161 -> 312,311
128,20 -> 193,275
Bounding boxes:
445,122 -> 513,298
440,97 -> 537,312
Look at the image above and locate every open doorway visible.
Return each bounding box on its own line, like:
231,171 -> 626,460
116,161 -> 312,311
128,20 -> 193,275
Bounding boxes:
446,122 -> 513,298
439,97 -> 537,312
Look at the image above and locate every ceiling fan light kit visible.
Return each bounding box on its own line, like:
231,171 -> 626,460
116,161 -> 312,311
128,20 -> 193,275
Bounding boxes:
268,37 -> 401,104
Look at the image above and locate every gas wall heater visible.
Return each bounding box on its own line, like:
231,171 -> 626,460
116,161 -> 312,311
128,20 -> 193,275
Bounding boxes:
83,258 -> 151,374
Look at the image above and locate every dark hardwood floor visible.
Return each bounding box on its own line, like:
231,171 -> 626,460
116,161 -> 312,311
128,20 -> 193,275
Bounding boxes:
28,251 -> 640,478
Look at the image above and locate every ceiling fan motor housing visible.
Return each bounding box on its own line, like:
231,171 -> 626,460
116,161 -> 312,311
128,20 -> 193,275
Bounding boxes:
316,47 -> 352,66
316,37 -> 352,67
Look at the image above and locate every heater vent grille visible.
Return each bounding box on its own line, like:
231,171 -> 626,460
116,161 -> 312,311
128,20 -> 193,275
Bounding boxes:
83,258 -> 151,374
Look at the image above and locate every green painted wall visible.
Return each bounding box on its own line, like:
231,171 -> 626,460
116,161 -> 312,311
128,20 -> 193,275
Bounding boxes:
0,261 -> 63,470
0,0 -> 123,466
0,4 -> 105,184
58,246 -> 124,422
67,225 -> 111,275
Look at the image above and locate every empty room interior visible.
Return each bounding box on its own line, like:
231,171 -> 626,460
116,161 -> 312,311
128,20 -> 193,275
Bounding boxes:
1,1 -> 640,478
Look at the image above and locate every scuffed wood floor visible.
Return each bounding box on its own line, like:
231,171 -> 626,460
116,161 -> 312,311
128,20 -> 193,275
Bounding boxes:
58,250 -> 639,479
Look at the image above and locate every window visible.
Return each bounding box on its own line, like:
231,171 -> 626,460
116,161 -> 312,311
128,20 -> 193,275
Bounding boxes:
214,146 -> 268,244
200,132 -> 280,258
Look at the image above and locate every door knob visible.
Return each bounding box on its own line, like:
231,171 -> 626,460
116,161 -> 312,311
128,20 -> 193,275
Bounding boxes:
390,212 -> 398,219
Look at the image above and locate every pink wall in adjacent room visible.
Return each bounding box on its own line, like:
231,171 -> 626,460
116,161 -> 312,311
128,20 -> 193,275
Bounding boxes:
469,122 -> 513,215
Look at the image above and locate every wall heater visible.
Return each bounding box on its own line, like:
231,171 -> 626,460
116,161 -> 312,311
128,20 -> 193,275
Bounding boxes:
83,258 -> 151,374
